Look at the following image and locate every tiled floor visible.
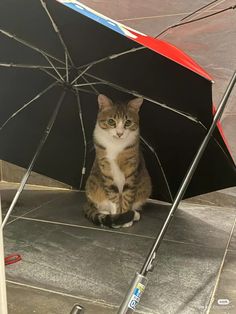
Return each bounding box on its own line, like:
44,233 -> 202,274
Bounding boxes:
1,0 -> 236,313
1,184 -> 236,314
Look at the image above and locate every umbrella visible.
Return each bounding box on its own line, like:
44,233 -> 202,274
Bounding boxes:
0,0 -> 235,204
0,0 -> 236,313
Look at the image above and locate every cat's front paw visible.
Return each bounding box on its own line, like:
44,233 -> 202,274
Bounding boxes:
121,221 -> 134,228
133,210 -> 141,222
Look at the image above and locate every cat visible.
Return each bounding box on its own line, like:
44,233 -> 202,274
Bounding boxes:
84,94 -> 152,228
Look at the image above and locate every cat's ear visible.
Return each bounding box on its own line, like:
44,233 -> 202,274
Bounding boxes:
98,94 -> 113,110
128,97 -> 143,112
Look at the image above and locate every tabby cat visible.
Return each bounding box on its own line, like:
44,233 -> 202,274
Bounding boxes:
84,94 -> 151,228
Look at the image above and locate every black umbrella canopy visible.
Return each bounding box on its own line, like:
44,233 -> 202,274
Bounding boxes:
0,0 -> 235,202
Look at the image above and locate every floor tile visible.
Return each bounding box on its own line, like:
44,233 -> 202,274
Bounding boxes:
163,8 -> 236,107
166,203 -> 236,249
14,191 -> 236,249
209,250 -> 236,314
120,15 -> 186,38
4,218 -> 224,313
81,0 -> 210,20
184,188 -> 236,209
7,282 -> 114,314
0,188 -> 68,217
229,223 -> 236,251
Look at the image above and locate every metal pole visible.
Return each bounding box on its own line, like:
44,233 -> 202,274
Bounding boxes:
0,196 -> 8,314
118,70 -> 236,313
1,90 -> 66,229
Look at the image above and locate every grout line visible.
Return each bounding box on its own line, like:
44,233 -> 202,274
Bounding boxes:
0,180 -> 72,191
118,12 -> 188,21
6,279 -> 117,310
206,215 -> 236,314
226,248 -> 236,253
6,280 -> 154,314
5,194 -> 65,226
117,9 -> 222,22
8,215 -> 155,240
7,215 -> 230,250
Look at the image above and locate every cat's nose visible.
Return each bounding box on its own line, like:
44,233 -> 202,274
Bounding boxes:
117,132 -> 123,137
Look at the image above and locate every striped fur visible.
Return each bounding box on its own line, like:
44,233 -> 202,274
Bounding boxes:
85,95 -> 152,228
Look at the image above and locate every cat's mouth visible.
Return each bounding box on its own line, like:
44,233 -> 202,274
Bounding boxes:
113,135 -> 124,139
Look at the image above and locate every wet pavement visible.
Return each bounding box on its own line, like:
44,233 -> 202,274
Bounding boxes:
1,0 -> 236,313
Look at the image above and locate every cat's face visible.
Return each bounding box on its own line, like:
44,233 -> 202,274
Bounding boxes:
97,94 -> 143,140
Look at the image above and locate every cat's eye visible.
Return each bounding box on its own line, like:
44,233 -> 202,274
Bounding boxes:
125,119 -> 132,127
107,118 -> 116,127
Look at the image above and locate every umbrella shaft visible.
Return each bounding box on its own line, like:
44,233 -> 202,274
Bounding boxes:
118,71 -> 236,314
140,70 -> 236,276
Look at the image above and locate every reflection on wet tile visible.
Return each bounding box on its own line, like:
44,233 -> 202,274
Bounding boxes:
4,219 -> 224,313
209,250 -> 236,313
166,203 -> 236,249
7,282 -> 115,314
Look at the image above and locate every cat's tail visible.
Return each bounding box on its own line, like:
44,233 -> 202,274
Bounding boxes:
84,202 -> 135,228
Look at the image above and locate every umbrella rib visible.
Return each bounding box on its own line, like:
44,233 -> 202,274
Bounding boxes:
42,54 -> 65,81
141,136 -> 173,202
180,0 -> 221,21
40,0 -> 74,79
73,86 -> 97,95
40,0 -> 103,89
154,3 -> 236,38
74,90 -> 88,190
2,91 -> 66,229
0,28 -> 65,66
75,2 -> 233,74
40,68 -> 65,82
0,81 -> 58,132
77,46 -> 144,71
74,73 -> 198,122
71,64 -> 93,85
77,69 -> 100,95
0,62 -> 66,70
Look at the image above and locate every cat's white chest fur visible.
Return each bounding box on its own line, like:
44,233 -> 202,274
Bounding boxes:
106,142 -> 125,193
94,124 -> 137,193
